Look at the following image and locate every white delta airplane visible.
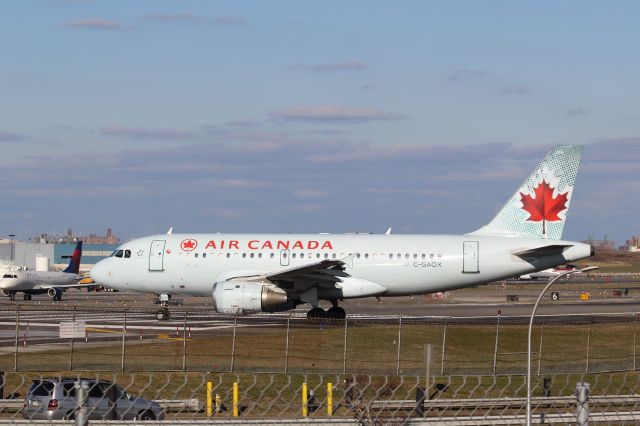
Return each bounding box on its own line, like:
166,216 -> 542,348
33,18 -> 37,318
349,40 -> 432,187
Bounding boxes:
0,241 -> 85,301
90,145 -> 594,320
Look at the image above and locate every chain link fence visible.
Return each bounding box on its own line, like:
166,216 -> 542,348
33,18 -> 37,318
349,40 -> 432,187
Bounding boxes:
0,306 -> 638,376
0,371 -> 638,423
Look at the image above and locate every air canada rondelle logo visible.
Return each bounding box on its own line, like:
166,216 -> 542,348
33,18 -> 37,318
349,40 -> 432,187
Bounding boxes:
180,239 -> 198,252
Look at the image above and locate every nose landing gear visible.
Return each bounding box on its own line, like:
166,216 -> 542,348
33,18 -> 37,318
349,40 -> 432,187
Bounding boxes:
155,293 -> 172,321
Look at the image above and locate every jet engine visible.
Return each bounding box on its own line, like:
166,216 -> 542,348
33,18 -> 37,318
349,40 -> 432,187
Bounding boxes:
212,282 -> 289,314
47,287 -> 62,301
0,289 -> 9,297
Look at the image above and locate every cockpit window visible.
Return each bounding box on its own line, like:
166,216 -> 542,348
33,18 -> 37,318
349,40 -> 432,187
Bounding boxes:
2,274 -> 17,279
114,250 -> 124,258
124,250 -> 131,258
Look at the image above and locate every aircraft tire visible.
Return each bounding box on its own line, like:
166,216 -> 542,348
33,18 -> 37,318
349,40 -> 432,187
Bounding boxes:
327,306 -> 346,320
306,307 -> 326,320
9,293 -> 15,301
156,309 -> 170,321
23,294 -> 32,301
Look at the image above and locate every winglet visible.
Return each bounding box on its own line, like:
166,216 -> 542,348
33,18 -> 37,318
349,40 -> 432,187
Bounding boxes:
167,227 -> 173,235
385,227 -> 392,235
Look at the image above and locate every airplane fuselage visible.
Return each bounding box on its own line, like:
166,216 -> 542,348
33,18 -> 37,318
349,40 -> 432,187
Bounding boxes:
0,271 -> 79,292
91,233 -> 593,298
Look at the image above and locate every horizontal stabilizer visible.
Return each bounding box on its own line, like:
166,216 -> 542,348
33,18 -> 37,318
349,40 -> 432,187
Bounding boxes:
513,244 -> 573,258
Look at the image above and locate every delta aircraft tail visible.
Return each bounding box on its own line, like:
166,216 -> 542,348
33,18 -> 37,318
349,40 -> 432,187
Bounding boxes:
470,145 -> 583,240
63,241 -> 83,274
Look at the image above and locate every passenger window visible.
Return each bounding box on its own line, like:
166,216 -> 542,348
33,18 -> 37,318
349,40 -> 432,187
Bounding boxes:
242,253 -> 246,258
397,253 -> 401,258
300,253 -> 305,258
270,253 -> 275,258
203,253 -> 207,258
388,254 -> 393,259
258,253 -> 262,258
226,253 -> 230,258
430,254 -> 434,259
194,253 -> 199,258
357,253 -> 361,259
88,383 -> 104,398
250,253 -> 254,258
324,253 -> 329,259
405,254 -> 410,259
422,254 -> 426,259
365,253 -> 369,259
292,253 -> 296,258
332,253 -> 337,259
413,254 -> 417,259
114,250 -> 123,258
124,250 -> 131,258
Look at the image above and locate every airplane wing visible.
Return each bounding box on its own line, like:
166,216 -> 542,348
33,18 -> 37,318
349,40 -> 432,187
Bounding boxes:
513,244 -> 573,258
265,259 -> 349,289
225,259 -> 350,291
34,276 -> 97,290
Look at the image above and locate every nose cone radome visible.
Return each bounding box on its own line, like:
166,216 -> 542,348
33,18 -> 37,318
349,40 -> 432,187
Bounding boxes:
90,261 -> 109,285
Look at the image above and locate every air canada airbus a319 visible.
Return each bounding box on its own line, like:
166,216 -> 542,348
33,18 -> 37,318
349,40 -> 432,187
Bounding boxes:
90,145 -> 594,320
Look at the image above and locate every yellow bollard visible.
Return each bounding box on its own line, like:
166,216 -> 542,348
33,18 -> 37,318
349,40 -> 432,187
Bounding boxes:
206,381 -> 213,417
302,382 -> 308,417
327,382 -> 333,416
233,382 -> 239,417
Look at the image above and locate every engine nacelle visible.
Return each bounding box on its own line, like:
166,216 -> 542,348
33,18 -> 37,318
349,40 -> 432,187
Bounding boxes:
48,287 -> 62,300
212,282 -> 288,314
0,289 -> 9,297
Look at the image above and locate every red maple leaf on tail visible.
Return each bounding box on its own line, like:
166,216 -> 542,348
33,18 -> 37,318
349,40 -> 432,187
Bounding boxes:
520,179 -> 569,235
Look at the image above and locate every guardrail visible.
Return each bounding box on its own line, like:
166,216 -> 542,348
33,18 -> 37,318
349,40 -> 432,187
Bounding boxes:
0,398 -> 202,413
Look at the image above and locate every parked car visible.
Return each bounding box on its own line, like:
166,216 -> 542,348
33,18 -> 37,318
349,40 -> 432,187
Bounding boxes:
22,378 -> 164,420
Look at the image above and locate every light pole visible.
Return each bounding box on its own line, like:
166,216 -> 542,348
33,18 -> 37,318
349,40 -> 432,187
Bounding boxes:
526,265 -> 599,425
8,234 -> 15,263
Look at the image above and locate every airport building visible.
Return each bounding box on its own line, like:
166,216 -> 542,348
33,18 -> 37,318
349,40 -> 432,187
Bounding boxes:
0,229 -> 121,271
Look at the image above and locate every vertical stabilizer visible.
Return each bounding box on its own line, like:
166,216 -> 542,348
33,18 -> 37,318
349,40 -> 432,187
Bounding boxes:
469,145 -> 583,240
63,241 -> 83,274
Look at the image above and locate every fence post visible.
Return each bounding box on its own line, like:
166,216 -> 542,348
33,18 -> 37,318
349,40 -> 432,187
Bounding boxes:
69,306 -> 76,371
284,314 -> 291,374
634,313 -> 637,371
182,311 -> 187,371
13,306 -> 20,371
342,318 -> 348,374
230,315 -> 238,372
120,310 -> 127,372
395,315 -> 402,375
537,323 -> 544,375
441,318 -> 448,376
576,381 -> 590,426
74,380 -> 89,426
492,313 -> 501,375
585,322 -> 591,374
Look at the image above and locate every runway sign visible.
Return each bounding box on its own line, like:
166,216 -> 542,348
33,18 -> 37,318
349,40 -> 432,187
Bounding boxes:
59,321 -> 86,338
551,291 -> 560,301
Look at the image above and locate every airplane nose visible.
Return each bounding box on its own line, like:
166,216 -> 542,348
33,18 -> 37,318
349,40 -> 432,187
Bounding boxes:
90,261 -> 108,285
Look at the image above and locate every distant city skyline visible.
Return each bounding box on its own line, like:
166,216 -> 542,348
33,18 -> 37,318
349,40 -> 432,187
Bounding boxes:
1,1 -> 638,243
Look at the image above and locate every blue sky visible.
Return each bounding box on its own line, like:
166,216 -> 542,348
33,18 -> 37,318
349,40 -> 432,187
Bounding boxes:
1,1 -> 638,244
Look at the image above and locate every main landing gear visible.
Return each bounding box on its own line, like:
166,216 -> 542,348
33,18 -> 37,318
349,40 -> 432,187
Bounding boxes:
306,306 -> 346,320
155,294 -> 171,321
23,294 -> 32,301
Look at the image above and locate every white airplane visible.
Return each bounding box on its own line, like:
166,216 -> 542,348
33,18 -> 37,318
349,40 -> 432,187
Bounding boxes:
0,241 -> 86,301
517,264 -> 579,280
90,145 -> 594,320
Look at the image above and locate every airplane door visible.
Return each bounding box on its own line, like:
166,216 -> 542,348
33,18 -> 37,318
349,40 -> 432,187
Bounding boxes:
462,241 -> 479,273
149,240 -> 166,271
280,249 -> 290,267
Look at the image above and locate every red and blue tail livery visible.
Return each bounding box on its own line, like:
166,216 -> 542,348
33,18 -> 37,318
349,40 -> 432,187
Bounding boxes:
63,241 -> 83,274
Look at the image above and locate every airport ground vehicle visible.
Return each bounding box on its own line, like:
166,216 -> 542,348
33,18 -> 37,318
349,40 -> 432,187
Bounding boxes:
22,378 -> 164,420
